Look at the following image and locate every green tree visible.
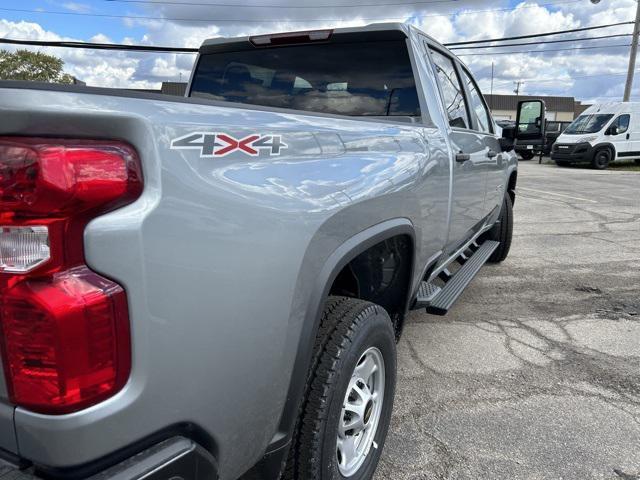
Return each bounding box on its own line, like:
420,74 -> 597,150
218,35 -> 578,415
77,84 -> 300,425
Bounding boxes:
0,49 -> 74,84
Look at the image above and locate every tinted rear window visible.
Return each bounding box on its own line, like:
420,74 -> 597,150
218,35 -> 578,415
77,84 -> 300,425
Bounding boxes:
190,40 -> 421,118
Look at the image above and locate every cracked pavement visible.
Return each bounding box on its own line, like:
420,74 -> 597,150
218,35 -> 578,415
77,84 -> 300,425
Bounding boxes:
375,162 -> 640,480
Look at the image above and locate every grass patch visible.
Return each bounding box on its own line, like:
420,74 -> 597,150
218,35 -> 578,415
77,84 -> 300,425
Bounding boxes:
609,161 -> 640,172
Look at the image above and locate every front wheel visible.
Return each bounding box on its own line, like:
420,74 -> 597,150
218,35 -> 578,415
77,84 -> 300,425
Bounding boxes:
592,148 -> 612,170
292,297 -> 397,480
487,193 -> 513,263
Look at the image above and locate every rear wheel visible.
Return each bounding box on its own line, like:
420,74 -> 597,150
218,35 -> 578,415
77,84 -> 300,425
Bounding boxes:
555,161 -> 569,167
635,159 -> 640,166
288,297 -> 397,480
487,193 -> 513,263
591,148 -> 612,170
519,151 -> 534,160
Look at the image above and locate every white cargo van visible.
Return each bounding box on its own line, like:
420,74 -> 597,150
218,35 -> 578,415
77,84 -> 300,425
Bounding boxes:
551,102 -> 640,169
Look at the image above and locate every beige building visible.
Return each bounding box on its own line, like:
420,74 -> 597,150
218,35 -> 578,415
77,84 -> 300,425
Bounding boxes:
485,94 -> 590,122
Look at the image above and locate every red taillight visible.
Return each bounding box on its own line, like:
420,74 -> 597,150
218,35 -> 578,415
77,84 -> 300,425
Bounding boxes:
0,139 -> 141,218
0,137 -> 142,414
0,268 -> 131,414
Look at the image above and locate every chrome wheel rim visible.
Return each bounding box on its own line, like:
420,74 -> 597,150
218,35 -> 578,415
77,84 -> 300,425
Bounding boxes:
336,347 -> 385,477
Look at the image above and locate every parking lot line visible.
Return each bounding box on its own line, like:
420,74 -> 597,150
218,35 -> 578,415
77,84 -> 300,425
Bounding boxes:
517,187 -> 598,203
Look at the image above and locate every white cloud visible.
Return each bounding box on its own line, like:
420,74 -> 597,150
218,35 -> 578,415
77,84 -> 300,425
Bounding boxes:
62,3 -> 92,14
0,18 -> 165,88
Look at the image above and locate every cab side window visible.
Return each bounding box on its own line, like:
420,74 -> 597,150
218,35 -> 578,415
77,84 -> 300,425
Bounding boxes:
612,114 -> 630,134
428,48 -> 470,129
460,68 -> 492,134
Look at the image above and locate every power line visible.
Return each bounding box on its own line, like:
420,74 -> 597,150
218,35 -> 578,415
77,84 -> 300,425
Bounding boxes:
450,33 -> 633,50
457,43 -> 631,56
0,2 -> 584,24
0,15 -> 634,54
0,6 -> 405,23
103,0 -> 580,7
105,0 -> 463,7
3,38 -> 632,57
0,38 -> 198,53
4,36 -> 628,54
1,19 -> 634,52
0,35 -> 631,55
102,0 -> 581,9
446,21 -> 634,46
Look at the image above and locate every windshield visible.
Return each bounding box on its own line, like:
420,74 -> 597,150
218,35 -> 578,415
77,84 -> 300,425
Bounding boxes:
190,40 -> 421,117
564,114 -> 613,134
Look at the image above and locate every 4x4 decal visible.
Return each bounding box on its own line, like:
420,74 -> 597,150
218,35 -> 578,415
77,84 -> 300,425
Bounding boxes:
171,132 -> 287,157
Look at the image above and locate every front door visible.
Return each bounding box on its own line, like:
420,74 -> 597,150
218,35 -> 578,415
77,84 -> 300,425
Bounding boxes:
609,114 -> 633,159
428,47 -> 488,252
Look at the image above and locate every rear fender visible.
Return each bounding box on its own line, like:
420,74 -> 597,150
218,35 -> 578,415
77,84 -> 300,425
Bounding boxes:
246,218 -> 415,479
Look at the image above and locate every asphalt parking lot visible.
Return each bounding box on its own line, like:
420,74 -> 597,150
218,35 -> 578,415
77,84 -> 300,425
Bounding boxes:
376,161 -> 640,480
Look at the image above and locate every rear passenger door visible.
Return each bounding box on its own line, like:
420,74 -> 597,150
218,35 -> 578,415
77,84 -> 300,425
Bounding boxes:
427,46 -> 488,251
458,66 -> 504,216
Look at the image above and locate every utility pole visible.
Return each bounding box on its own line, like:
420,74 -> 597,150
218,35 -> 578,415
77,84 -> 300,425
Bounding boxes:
624,0 -> 640,102
490,61 -> 494,109
514,80 -> 523,96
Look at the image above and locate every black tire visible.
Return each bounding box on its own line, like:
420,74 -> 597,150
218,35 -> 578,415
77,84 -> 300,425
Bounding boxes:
487,193 -> 513,263
555,161 -> 570,167
288,297 -> 397,480
591,148 -> 612,170
519,151 -> 535,160
635,159 -> 640,166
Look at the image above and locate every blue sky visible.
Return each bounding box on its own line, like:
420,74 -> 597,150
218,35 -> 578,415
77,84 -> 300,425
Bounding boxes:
1,1 -> 146,41
0,0 -> 638,103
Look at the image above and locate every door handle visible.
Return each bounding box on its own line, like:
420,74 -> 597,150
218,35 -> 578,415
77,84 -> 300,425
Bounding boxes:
627,133 -> 631,140
487,150 -> 498,158
455,152 -> 471,163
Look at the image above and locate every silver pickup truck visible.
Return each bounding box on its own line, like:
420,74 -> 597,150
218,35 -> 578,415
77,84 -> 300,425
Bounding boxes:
0,22 -> 545,480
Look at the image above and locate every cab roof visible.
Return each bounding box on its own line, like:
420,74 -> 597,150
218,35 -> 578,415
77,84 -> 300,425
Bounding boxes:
198,22 -> 446,54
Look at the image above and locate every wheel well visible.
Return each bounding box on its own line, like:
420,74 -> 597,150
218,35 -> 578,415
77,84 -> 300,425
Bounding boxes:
329,234 -> 413,339
595,144 -> 615,156
508,171 -> 517,206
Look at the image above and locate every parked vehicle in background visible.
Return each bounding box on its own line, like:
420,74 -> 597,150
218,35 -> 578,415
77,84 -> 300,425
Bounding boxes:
494,119 -> 514,137
543,121 -> 572,155
496,120 -> 516,129
552,102 -> 640,169
0,23 -> 541,480
514,104 -> 547,160
516,144 -> 537,160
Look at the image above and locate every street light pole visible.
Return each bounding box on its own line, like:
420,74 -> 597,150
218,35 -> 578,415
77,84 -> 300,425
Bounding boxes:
623,0 -> 640,102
